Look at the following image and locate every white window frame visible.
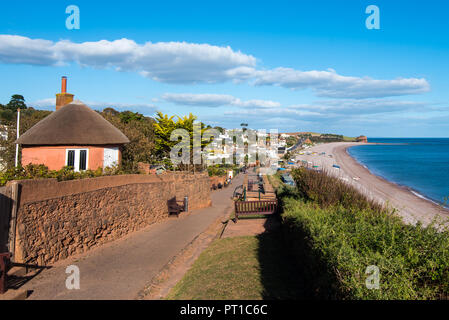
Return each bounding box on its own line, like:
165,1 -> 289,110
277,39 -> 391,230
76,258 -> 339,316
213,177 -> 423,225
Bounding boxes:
65,148 -> 89,172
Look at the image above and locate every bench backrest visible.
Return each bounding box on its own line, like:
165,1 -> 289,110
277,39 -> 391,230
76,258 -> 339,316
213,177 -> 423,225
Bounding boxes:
234,200 -> 278,216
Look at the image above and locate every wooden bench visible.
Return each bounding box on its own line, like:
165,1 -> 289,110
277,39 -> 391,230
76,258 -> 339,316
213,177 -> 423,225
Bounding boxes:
167,198 -> 186,217
234,200 -> 278,222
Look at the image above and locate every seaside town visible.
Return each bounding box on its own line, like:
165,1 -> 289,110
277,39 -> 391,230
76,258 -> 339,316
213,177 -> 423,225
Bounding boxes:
0,0 -> 448,309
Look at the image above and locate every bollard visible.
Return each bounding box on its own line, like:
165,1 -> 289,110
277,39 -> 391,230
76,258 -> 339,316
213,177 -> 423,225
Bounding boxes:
0,253 -> 11,294
184,196 -> 188,212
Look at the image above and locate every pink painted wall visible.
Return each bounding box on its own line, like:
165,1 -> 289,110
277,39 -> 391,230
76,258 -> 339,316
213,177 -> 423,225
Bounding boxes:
21,145 -> 122,170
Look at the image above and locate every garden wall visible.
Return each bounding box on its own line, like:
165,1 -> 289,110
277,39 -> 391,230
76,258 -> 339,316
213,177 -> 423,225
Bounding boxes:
7,173 -> 211,265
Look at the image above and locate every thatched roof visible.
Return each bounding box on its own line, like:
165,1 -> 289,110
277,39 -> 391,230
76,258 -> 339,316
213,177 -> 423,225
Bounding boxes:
17,101 -> 130,146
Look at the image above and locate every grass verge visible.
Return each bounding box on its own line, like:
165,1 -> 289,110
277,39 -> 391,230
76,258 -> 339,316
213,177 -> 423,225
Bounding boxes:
166,233 -> 305,300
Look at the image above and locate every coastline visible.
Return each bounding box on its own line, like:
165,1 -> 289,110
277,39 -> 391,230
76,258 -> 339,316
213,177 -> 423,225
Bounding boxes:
346,145 -> 446,209
295,142 -> 449,226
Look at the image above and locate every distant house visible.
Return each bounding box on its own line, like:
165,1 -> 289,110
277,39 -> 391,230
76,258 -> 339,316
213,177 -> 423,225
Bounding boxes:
16,77 -> 129,171
304,138 -> 312,145
356,135 -> 368,143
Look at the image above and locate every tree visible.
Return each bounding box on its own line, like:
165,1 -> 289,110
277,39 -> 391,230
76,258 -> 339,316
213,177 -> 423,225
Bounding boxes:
7,95 -> 27,111
100,108 -> 155,173
214,126 -> 225,134
119,110 -> 144,123
153,112 -> 212,170
0,107 -> 51,170
286,136 -> 298,148
0,109 -> 14,123
153,112 -> 177,159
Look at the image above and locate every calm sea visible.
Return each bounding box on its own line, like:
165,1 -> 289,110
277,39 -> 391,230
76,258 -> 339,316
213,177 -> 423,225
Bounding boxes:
348,138 -> 449,207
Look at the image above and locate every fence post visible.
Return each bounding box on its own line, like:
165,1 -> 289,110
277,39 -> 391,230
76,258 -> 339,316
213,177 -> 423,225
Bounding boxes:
234,201 -> 238,222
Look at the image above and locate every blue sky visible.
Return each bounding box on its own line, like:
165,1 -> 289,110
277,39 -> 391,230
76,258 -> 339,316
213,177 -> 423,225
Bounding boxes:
0,0 -> 448,137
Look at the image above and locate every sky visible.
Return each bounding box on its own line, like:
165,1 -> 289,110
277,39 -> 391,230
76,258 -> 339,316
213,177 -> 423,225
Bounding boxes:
0,0 -> 448,137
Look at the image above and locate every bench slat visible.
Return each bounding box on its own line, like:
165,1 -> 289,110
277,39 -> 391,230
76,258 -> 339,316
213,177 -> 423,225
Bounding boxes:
234,200 -> 278,220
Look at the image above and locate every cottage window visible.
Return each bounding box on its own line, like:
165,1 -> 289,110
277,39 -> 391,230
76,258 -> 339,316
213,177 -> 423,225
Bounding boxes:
66,149 -> 89,172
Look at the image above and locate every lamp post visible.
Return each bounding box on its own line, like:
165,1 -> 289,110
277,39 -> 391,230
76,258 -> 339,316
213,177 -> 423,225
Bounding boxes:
15,108 -> 20,167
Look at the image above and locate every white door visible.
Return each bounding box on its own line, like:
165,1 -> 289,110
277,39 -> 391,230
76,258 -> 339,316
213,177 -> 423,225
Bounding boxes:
104,147 -> 119,168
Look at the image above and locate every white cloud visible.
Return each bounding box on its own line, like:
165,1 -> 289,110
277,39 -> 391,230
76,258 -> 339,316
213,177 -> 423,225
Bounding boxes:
0,34 -> 431,98
289,99 -> 430,114
161,93 -> 235,107
0,35 -> 256,84
218,98 -> 446,130
30,98 -> 57,109
161,93 -> 281,108
252,68 -> 430,98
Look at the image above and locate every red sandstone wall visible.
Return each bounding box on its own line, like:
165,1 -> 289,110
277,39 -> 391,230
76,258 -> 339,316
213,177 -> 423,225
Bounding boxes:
9,173 -> 211,265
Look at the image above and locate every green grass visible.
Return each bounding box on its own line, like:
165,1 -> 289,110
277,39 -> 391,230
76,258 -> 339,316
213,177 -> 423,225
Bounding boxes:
343,136 -> 357,142
167,234 -> 305,300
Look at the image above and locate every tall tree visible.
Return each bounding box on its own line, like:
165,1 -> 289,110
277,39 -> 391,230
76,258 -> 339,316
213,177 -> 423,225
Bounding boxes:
7,95 -> 27,111
153,112 -> 211,169
153,112 -> 177,159
100,108 -> 155,173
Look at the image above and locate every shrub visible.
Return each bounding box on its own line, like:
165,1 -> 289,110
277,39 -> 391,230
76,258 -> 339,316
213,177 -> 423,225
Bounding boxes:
291,167 -> 384,212
0,164 -> 123,186
281,198 -> 449,299
207,164 -> 239,177
276,169 -> 449,300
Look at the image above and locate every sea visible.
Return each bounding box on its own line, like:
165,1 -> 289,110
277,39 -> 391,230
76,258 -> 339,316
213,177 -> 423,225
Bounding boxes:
347,138 -> 449,208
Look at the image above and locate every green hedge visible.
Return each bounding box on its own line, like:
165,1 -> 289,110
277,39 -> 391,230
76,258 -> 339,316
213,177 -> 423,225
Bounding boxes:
277,168 -> 449,300
207,164 -> 240,177
0,164 -> 122,186
282,198 -> 449,299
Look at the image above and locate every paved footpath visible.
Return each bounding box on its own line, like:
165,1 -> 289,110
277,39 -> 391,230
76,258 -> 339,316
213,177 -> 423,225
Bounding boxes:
17,174 -> 244,300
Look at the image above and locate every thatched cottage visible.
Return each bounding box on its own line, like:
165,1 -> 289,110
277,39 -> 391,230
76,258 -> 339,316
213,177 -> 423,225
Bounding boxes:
16,77 -> 129,171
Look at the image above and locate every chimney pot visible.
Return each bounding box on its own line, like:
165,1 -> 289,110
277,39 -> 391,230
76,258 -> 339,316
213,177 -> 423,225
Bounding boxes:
61,76 -> 67,93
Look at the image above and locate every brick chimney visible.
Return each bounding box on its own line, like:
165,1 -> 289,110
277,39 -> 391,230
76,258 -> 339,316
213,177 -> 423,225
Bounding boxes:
56,76 -> 74,110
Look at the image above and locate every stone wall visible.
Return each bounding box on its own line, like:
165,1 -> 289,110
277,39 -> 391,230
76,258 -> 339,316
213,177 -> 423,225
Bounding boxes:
9,173 -> 211,265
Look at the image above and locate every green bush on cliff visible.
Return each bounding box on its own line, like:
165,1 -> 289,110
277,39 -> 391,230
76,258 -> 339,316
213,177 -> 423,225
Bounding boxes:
291,167 -> 383,212
277,168 -> 449,300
